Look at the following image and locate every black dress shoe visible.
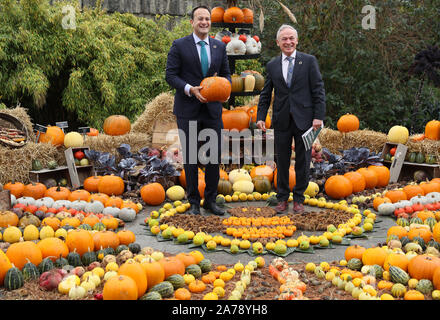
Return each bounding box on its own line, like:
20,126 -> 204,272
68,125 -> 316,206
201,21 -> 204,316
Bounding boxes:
187,204 -> 201,215
203,202 -> 225,216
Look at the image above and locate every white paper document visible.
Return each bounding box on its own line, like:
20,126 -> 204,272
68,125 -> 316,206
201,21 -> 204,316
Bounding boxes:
302,123 -> 323,151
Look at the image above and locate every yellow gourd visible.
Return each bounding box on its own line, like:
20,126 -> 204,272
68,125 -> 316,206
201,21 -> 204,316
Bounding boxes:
244,74 -> 256,92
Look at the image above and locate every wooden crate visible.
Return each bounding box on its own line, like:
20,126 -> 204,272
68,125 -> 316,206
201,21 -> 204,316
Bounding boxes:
0,190 -> 11,210
65,147 -> 95,189
29,166 -> 72,187
151,121 -> 180,148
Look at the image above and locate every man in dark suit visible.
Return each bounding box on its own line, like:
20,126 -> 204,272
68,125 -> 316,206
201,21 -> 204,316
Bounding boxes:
256,25 -> 325,213
165,5 -> 231,215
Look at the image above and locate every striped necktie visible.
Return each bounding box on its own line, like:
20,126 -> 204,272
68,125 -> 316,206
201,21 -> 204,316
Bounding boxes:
199,40 -> 209,78
286,56 -> 294,87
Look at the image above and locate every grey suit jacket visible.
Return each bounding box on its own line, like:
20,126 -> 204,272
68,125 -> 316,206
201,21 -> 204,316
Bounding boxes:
257,51 -> 326,131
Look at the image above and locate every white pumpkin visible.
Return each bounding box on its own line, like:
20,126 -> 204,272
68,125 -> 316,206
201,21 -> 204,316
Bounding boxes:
10,194 -> 16,206
84,200 -> 104,214
226,39 -> 247,55
64,132 -> 84,148
228,169 -> 252,184
70,200 -> 88,211
232,180 -> 254,194
425,192 -> 440,203
166,185 -> 185,201
410,195 -> 429,205
119,207 -> 136,222
102,206 -> 121,218
245,37 -> 259,55
53,200 -> 72,209
68,285 -> 86,300
377,202 -> 395,216
393,200 -> 412,209
16,196 -> 36,206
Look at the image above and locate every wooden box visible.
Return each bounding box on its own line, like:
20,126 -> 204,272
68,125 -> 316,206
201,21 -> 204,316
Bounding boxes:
65,147 -> 95,189
29,166 -> 72,187
151,121 -> 180,149
0,190 -> 11,210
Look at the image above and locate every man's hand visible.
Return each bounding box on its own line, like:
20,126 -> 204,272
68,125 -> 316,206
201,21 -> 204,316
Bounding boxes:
190,86 -> 207,103
256,120 -> 266,132
312,119 -> 323,131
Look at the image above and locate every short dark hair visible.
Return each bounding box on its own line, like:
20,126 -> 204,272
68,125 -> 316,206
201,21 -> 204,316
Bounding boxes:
191,5 -> 211,20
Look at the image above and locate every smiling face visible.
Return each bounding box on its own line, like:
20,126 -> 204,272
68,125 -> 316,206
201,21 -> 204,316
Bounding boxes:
276,27 -> 298,56
191,7 -> 211,39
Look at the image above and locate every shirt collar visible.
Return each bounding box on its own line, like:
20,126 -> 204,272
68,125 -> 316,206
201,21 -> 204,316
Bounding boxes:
282,50 -> 297,62
193,33 -> 209,45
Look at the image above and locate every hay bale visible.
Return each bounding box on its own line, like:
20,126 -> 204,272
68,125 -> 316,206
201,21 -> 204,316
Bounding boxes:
0,142 -> 61,184
131,92 -> 176,136
0,106 -> 36,142
319,128 -> 387,154
407,138 -> 440,165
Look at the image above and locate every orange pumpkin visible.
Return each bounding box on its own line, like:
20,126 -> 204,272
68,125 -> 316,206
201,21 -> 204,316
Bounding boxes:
101,216 -> 119,230
23,182 -> 47,199
37,237 -> 69,262
404,290 -> 425,300
44,186 -> 71,201
105,196 -> 124,208
324,175 -> 353,199
6,241 -> 43,270
419,181 -> 440,195
121,200 -> 140,214
38,125 -> 65,146
188,279 -> 206,293
337,114 -> 359,133
242,8 -> 254,24
343,171 -> 366,193
175,253 -> 197,268
211,6 -> 225,22
68,189 -> 91,202
65,229 -> 94,256
179,168 -> 204,188
383,252 -> 409,271
89,193 -> 110,205
222,109 -> 250,131
415,210 -> 435,222
344,245 -> 366,261
408,227 -> 432,243
103,115 -> 131,136
98,175 -> 125,196
83,176 -> 102,193
86,128 -> 99,136
250,165 -> 274,183
140,257 -> 165,289
274,166 -> 296,191
219,169 -> 229,180
82,214 -> 100,227
117,230 -> 136,245
61,217 -> 81,228
384,189 -> 407,203
223,6 -> 244,23
158,257 -> 185,279
140,183 -> 165,206
408,254 -> 440,280
361,247 -> 387,267
175,288 -> 191,300
432,266 -> 440,290
199,76 -> 231,103
118,260 -> 148,297
0,250 -> 12,286
41,217 -> 61,231
424,120 -> 440,140
0,211 -> 19,228
402,184 -> 425,200
386,225 -> 408,239
103,275 -> 138,300
356,168 -> 378,189
373,197 -> 391,211
367,165 -> 390,188
3,181 -> 25,198
93,231 -> 120,251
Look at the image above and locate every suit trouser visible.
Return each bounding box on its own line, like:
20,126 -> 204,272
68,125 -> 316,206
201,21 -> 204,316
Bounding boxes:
176,106 -> 222,206
274,114 -> 312,203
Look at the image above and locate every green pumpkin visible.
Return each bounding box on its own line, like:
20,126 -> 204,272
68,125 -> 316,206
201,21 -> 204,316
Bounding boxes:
128,243 -> 141,254
185,264 -> 202,279
165,274 -> 185,290
416,152 -> 425,164
22,261 -> 40,281
425,154 -> 437,164
47,160 -> 58,170
38,257 -> 54,273
55,256 -> 69,268
386,234 -> 400,243
389,265 -> 410,285
369,264 -> 384,279
32,159 -> 43,171
425,217 -> 437,231
416,279 -> 434,294
93,222 -> 106,231
266,194 -> 278,206
410,217 -> 423,225
104,247 -> 116,256
391,283 -> 407,298
116,245 -> 129,255
252,72 -> 265,91
347,258 -> 362,271
81,250 -> 97,266
384,153 -> 392,161
408,152 -> 417,163
4,265 -> 24,290
400,236 -> 411,247
396,218 -> 410,227
427,240 -> 440,251
67,250 -> 83,267
412,237 -> 426,251
252,176 -> 272,194
140,291 -> 162,300
198,258 -> 212,273
78,224 -> 92,231
216,195 -> 226,206
149,281 -> 174,298
217,179 -> 233,196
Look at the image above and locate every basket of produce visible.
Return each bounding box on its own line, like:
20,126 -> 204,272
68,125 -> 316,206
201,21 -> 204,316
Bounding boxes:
0,112 -> 29,148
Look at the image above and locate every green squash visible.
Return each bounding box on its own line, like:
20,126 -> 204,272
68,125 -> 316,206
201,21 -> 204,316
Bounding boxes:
400,236 -> 411,247
369,264 -> 384,279
38,257 -> 54,273
252,176 -> 272,194
4,265 -> 24,290
165,274 -> 185,290
32,159 -> 43,171
140,291 -> 162,300
396,218 -> 410,227
215,195 -> 226,206
416,279 -> 434,294
55,256 -> 69,268
412,237 -> 426,251
384,153 -> 392,162
149,281 -> 174,298
347,258 -> 362,271
104,247 -> 116,256
22,261 -> 40,281
425,154 -> 437,164
116,245 -> 129,255
185,264 -> 202,279
389,265 -> 410,285
427,240 -> 440,251
425,217 -> 437,231
217,179 -> 233,196
416,152 -> 425,164
81,250 -> 97,266
93,222 -> 106,231
198,258 -> 212,273
78,224 -> 92,231
408,152 -> 417,163
410,217 -> 423,225
47,160 -> 58,170
67,250 -> 83,267
128,243 -> 141,254
266,194 -> 278,206
252,72 -> 265,91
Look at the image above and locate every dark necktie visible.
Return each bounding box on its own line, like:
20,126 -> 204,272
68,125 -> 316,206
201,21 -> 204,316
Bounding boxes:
199,40 -> 209,78
286,56 -> 294,87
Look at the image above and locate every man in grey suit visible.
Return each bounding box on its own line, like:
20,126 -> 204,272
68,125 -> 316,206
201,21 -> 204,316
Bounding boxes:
256,25 -> 326,213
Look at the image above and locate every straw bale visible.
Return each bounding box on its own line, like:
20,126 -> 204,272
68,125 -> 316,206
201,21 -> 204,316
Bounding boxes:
407,137 -> 440,165
131,92 -> 176,135
0,142 -> 61,184
0,106 -> 36,142
319,128 -> 387,154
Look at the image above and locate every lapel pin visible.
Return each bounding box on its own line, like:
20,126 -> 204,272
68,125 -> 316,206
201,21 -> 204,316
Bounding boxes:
299,61 -> 303,65
213,45 -> 217,49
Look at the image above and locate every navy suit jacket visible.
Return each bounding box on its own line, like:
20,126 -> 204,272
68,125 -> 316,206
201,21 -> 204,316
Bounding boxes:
257,51 -> 326,131
165,34 -> 231,120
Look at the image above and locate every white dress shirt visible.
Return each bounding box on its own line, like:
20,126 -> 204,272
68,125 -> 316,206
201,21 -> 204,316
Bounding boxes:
184,33 -> 211,97
281,50 -> 296,84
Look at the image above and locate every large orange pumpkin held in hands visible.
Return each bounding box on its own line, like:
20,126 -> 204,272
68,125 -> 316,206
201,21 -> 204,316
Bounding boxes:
200,76 -> 231,102
103,115 -> 131,136
222,109 -> 250,131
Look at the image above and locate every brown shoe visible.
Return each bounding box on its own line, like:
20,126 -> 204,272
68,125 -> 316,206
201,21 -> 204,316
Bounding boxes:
293,202 -> 304,213
275,200 -> 288,213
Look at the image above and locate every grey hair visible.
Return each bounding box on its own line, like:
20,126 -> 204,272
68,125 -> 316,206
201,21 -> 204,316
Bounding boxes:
276,24 -> 298,40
